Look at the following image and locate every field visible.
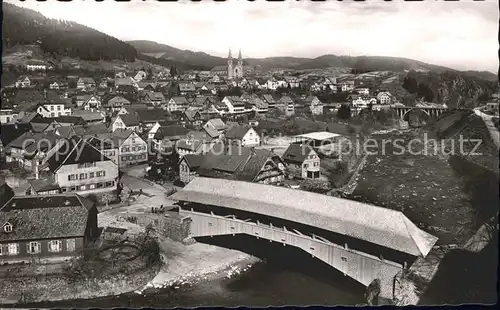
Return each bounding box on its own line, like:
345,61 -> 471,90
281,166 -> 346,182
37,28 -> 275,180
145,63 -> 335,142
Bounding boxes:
348,130 -> 477,245
2,44 -> 169,72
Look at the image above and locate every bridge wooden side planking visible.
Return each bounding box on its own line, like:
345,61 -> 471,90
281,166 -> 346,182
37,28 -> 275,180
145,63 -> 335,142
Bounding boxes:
181,209 -> 403,299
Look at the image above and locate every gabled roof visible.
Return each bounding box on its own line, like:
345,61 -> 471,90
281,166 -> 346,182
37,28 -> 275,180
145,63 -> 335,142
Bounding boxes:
0,194 -> 94,242
179,83 -> 196,91
225,124 -> 253,140
72,123 -> 110,138
72,111 -> 105,122
118,114 -> 140,127
28,179 -> 61,193
171,178 -> 439,257
0,123 -> 32,146
261,94 -> 276,104
154,125 -> 190,140
47,138 -> 111,172
55,115 -> 87,126
282,143 -> 315,164
202,126 -> 220,139
181,154 -> 205,170
183,109 -> 201,122
204,118 -> 227,131
108,96 -> 131,106
136,109 -> 170,123
170,96 -> 190,104
176,130 -> 215,152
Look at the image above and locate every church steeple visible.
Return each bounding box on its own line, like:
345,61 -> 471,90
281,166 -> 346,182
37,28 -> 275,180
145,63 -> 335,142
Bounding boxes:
228,48 -> 233,59
238,48 -> 242,60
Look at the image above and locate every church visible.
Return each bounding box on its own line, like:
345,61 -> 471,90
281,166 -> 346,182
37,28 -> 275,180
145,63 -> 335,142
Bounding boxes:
210,48 -> 244,79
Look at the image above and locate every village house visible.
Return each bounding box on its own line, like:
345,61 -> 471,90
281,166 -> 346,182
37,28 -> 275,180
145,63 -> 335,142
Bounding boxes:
247,95 -> 269,115
377,91 -> 393,105
181,109 -> 203,127
264,78 -> 279,91
0,109 -> 17,124
178,83 -> 196,95
0,194 -> 98,264
152,125 -> 191,153
105,96 -> 131,112
35,102 -> 72,118
322,77 -> 337,91
115,77 -> 138,89
284,76 -> 300,88
178,154 -> 204,184
46,138 -> 119,194
203,118 -> 227,136
225,125 -> 260,147
76,77 -> 96,90
142,92 -> 166,106
191,143 -> 286,185
107,129 -> 148,167
222,96 -> 247,114
277,95 -> 295,116
4,131 -> 64,174
337,80 -> 355,93
167,96 -> 190,112
25,62 -> 47,72
282,143 -> 321,179
49,81 -> 60,90
111,114 -> 140,132
71,110 -> 105,125
355,87 -> 370,96
134,71 -> 147,82
26,179 -> 61,196
79,95 -> 101,110
305,96 -> 324,115
261,94 -> 277,109
87,135 -> 119,166
175,130 -> 218,157
200,83 -> 217,95
15,76 -> 31,88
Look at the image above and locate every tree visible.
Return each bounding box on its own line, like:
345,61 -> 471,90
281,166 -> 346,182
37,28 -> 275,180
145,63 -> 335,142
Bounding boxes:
170,64 -> 177,77
337,104 -> 352,119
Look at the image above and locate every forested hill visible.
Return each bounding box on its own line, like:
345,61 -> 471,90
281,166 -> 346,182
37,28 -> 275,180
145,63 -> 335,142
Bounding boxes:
2,2 -> 137,62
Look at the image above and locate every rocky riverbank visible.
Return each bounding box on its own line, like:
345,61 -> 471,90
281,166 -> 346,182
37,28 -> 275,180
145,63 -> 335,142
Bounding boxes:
137,236 -> 260,294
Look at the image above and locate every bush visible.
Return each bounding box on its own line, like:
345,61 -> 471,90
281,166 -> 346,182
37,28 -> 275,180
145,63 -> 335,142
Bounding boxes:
300,179 -> 332,193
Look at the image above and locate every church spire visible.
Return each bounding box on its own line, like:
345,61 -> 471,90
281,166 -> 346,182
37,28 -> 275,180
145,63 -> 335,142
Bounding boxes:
228,48 -> 233,59
238,48 -> 242,60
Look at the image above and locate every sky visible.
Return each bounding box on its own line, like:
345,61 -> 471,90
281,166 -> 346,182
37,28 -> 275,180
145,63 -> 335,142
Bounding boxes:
7,0 -> 499,72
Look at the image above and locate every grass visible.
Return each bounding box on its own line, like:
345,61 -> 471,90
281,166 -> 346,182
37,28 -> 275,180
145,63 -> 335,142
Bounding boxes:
348,130 -> 477,245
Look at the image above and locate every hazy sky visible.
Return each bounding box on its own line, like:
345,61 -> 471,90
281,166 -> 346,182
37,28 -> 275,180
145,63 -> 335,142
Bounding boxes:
7,0 -> 499,72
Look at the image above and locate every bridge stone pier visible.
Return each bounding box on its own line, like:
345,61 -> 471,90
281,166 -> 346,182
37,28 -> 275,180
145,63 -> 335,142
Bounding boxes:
170,177 -> 439,301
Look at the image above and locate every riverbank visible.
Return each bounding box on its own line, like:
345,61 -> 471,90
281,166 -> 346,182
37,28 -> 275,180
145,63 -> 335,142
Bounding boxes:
0,256 -> 160,304
139,236 -> 260,293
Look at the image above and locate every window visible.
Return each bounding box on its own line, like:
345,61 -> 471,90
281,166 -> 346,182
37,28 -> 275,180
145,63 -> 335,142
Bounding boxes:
80,185 -> 86,191
50,106 -> 54,111
4,223 -> 13,233
68,174 -> 77,181
48,240 -> 62,252
313,162 -> 319,167
66,239 -> 76,252
50,112 -> 55,117
90,184 -> 96,189
341,257 -> 347,262
79,173 -> 87,180
8,243 -> 19,255
304,164 -> 308,168
27,241 -> 41,254
121,156 -> 127,161
58,106 -> 61,110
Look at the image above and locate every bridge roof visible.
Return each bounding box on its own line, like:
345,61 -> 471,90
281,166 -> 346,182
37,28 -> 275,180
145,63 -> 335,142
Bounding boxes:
170,177 -> 438,257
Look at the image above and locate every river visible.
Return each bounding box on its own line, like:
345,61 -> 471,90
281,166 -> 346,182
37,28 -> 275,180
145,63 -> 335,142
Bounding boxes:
18,235 -> 370,308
